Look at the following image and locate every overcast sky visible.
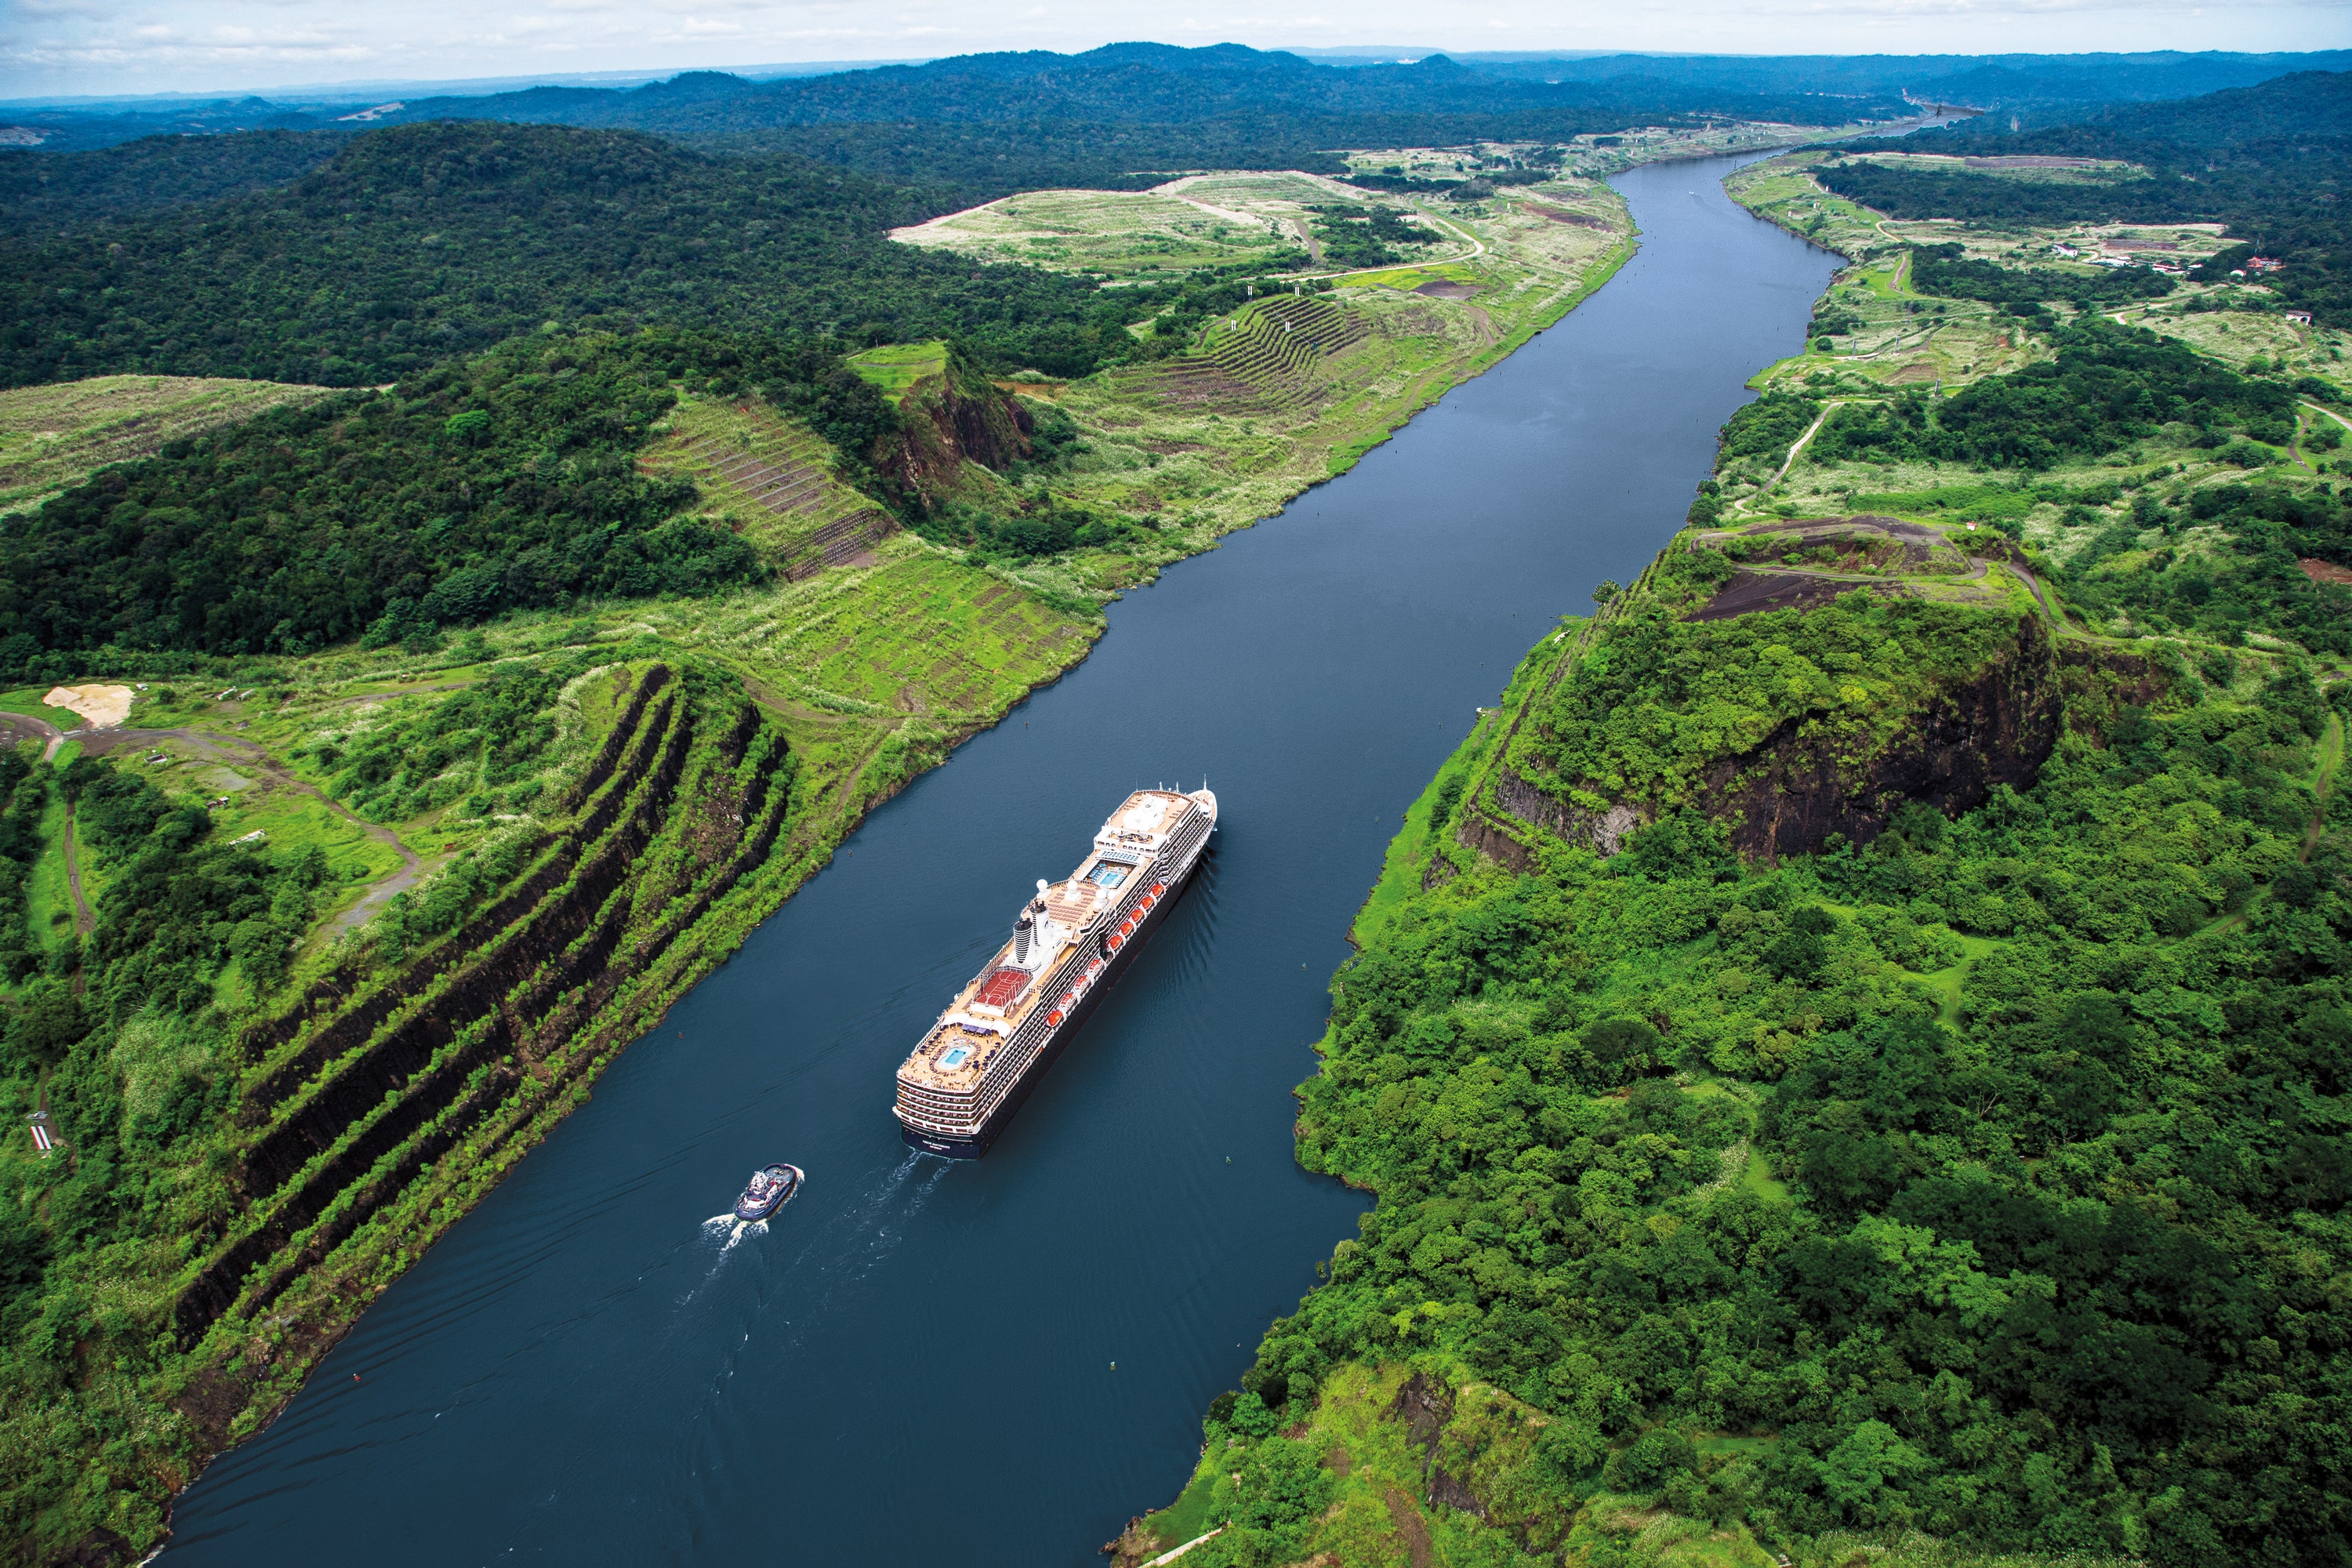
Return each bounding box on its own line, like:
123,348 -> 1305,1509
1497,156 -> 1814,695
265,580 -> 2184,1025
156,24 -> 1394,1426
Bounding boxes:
5,0 -> 2348,103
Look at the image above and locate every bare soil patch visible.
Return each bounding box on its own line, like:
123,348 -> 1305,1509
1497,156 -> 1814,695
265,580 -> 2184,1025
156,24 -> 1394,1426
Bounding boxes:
1523,201 -> 1611,229
2302,558 -> 2352,586
45,683 -> 134,728
1693,569 -> 1900,622
1382,1488 -> 1435,1568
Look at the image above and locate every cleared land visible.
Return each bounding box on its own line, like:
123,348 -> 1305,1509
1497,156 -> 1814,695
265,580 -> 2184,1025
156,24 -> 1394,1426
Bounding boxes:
1725,151 -> 2348,397
890,168 -> 1632,608
0,374 -> 336,514
893,173 -> 1374,280
637,395 -> 898,579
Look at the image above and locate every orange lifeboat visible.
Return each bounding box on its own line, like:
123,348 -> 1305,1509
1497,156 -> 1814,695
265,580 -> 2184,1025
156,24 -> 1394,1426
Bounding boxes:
1047,1011 -> 1063,1025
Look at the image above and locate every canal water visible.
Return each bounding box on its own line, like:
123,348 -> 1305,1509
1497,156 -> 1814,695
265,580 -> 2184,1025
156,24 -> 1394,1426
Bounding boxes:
162,152 -> 1838,1565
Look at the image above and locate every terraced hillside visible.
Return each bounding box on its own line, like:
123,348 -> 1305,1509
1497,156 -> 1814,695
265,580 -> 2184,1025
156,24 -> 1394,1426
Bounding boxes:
166,661 -> 797,1386
1142,295 -> 1374,413
638,398 -> 898,580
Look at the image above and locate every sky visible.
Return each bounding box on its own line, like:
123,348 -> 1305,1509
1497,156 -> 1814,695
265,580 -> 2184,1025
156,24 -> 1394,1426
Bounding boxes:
4,0 -> 2349,102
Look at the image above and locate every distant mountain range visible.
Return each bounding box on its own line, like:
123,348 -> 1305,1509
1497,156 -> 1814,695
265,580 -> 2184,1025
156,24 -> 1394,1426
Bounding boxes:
9,45 -> 2348,156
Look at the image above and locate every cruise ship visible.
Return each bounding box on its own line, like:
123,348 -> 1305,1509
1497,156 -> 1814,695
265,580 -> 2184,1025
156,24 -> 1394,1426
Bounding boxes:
895,786 -> 1218,1156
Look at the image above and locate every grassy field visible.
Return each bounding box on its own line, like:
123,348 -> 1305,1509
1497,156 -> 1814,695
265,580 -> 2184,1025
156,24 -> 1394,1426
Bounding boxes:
2129,303 -> 2350,387
1725,150 -> 2350,399
0,688 -> 89,729
0,375 -> 336,515
844,340 -> 951,395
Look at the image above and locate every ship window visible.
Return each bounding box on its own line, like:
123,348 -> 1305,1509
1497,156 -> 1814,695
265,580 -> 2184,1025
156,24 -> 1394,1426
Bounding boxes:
1087,864 -> 1127,887
938,1044 -> 972,1071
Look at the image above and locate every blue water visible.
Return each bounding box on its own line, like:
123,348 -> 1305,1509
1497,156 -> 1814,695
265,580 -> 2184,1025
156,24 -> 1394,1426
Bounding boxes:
162,152 -> 1838,1565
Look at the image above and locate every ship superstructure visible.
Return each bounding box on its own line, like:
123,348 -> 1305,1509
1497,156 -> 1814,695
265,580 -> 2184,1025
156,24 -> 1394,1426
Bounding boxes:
895,787 -> 1218,1156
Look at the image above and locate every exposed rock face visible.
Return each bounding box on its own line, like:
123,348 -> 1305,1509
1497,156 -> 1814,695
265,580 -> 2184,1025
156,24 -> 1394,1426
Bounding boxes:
874,368 -> 1033,504
1389,1371 -> 1456,1490
1703,615 -> 2066,860
1472,615 -> 2162,866
1490,772 -> 1646,855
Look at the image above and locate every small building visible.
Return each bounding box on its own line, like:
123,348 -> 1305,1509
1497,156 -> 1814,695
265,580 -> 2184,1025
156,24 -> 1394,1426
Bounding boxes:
2287,309 -> 2314,325
2249,256 -> 2285,273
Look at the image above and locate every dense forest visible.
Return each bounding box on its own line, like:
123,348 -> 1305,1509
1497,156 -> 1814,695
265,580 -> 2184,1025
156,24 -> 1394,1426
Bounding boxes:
1821,71 -> 2352,325
0,326 -> 915,672
1187,506 -> 2352,1566
1465,49 -> 2352,109
13,47 -> 2341,157
1907,244 -> 2174,308
0,129 -> 347,232
0,120 -> 1132,389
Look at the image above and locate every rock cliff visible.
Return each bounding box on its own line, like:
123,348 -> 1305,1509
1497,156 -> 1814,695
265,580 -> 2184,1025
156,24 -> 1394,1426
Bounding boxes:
1471,615 -> 2165,867
872,357 -> 1033,506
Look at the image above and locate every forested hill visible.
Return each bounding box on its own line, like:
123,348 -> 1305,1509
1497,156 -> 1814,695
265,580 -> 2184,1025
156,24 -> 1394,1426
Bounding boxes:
349,44 -> 1905,141
0,129 -> 347,233
1464,49 -> 2352,109
1820,71 -> 2352,326
0,121 -> 1130,388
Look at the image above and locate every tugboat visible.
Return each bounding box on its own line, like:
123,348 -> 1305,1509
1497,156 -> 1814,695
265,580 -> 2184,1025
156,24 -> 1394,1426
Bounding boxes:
732,1163 -> 803,1221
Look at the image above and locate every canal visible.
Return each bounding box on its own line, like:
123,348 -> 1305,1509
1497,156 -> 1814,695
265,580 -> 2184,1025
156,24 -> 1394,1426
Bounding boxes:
163,151 -> 1840,1565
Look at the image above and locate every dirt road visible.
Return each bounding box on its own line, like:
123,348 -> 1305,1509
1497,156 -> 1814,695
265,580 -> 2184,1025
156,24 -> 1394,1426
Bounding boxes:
82,728 -> 426,931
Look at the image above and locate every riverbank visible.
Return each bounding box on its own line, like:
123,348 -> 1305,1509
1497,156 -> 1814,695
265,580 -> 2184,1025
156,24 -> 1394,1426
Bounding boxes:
0,140 -> 1665,1562
1107,143 -> 2352,1568
129,149 -> 1837,1566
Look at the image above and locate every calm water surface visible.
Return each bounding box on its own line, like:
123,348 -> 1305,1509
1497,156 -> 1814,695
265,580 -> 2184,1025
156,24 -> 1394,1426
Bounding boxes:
164,153 -> 1838,1566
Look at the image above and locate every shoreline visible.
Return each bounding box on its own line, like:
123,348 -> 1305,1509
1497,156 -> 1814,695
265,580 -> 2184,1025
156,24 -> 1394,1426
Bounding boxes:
93,159 -> 1665,1564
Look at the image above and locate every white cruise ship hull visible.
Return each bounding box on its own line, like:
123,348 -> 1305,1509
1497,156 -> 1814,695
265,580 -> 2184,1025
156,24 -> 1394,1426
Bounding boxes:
895,788 -> 1217,1159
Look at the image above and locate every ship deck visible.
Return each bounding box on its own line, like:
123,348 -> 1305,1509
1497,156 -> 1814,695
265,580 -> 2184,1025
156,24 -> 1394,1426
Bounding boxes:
895,789 -> 1207,1099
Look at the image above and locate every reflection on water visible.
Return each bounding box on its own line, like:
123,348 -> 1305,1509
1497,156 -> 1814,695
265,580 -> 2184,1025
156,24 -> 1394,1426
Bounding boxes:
162,153 -> 1839,1566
